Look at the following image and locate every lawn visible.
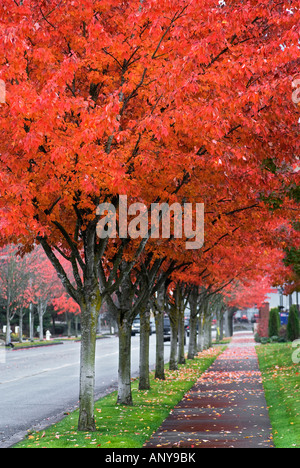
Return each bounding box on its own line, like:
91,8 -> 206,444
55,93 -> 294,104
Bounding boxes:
12,340 -> 63,350
14,346 -> 224,449
256,343 -> 300,448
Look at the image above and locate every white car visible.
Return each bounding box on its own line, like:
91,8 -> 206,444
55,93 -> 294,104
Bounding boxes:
131,319 -> 140,336
131,318 -> 155,336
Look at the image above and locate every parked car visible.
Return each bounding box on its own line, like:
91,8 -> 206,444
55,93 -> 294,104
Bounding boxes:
251,314 -> 259,324
163,317 -> 187,344
240,315 -> 249,323
163,317 -> 171,342
131,317 -> 155,336
186,320 -> 199,337
150,318 -> 155,335
131,319 -> 140,336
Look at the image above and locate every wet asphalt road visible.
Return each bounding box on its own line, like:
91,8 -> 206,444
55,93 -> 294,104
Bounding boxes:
0,335 -> 173,447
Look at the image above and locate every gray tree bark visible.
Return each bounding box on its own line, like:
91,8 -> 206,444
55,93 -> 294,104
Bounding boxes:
169,304 -> 179,371
154,281 -> 166,380
38,301 -> 47,341
178,304 -> 186,365
18,307 -> 24,343
155,311 -> 165,380
188,287 -> 198,359
117,318 -> 133,405
29,302 -> 34,342
78,293 -> 101,432
139,305 -> 151,390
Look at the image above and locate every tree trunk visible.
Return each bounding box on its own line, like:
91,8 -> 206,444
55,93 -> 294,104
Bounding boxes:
208,318 -> 212,348
216,314 -> 221,342
197,312 -> 202,352
38,229 -> 103,433
227,308 -> 235,337
67,313 -> 72,337
78,300 -> 99,432
178,306 -> 186,365
29,303 -> 34,342
5,308 -> 11,346
219,309 -> 224,341
75,315 -> 79,338
117,319 -> 133,406
19,308 -> 24,343
139,306 -> 151,390
203,318 -> 211,349
188,289 -> 198,360
188,313 -> 198,359
38,303 -> 44,341
52,314 -> 56,336
155,311 -> 165,380
169,310 -> 178,371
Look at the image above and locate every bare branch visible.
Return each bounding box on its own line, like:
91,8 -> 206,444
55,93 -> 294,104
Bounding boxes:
152,6 -> 189,59
52,220 -> 86,272
39,7 -> 56,29
102,48 -> 123,69
120,68 -> 147,115
37,236 -> 81,304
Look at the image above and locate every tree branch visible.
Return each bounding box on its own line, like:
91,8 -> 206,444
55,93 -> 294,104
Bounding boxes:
39,7 -> 56,29
37,236 -> 81,304
102,48 -> 123,69
120,68 -> 147,116
52,220 -> 86,273
152,6 -> 189,59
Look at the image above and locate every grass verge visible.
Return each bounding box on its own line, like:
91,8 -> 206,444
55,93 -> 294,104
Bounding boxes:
256,343 -> 300,448
12,340 -> 63,350
14,346 -> 224,449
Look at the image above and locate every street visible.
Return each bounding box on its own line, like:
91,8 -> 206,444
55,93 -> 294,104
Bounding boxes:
0,335 -> 178,447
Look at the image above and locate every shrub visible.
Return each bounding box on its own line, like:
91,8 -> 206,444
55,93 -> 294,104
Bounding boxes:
279,325 -> 287,341
287,305 -> 300,341
261,337 -> 270,345
10,333 -> 19,342
268,307 -> 280,338
254,333 -> 261,343
278,336 -> 287,343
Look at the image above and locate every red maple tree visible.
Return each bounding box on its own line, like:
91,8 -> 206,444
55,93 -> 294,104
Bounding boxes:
0,0 -> 299,430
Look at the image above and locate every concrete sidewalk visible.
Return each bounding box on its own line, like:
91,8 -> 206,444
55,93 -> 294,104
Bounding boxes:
145,332 -> 273,448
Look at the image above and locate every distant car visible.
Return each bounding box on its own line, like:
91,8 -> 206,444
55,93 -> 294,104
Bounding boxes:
150,318 -> 155,335
251,314 -> 259,324
163,317 -> 187,344
131,318 -> 155,336
241,315 -> 249,323
186,319 -> 199,337
163,317 -> 171,342
131,319 -> 140,336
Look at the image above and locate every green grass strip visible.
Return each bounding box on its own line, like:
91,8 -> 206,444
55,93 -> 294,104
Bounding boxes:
256,343 -> 300,448
14,346 -> 224,449
12,340 -> 63,350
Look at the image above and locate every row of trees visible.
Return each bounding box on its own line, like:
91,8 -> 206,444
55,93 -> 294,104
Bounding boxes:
0,0 -> 299,431
0,246 -> 80,343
